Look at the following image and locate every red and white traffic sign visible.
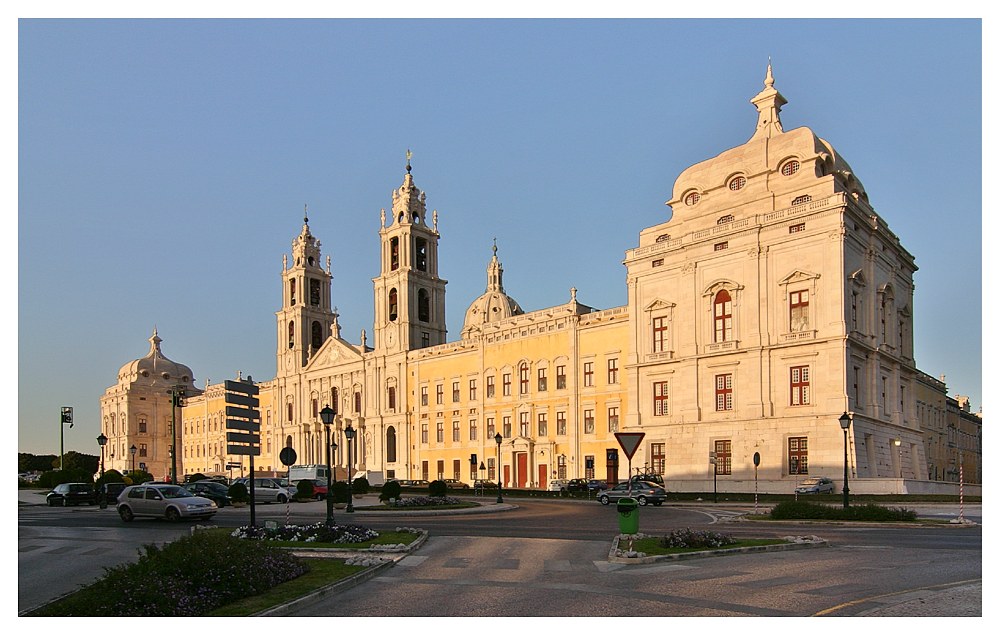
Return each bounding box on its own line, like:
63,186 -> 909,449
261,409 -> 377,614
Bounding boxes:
614,432 -> 645,460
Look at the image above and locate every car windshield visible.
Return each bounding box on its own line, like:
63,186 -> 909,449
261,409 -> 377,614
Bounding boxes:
158,486 -> 194,499
800,478 -> 822,485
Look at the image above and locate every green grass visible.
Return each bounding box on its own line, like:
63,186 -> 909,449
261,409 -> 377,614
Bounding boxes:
205,558 -> 365,616
630,537 -> 788,555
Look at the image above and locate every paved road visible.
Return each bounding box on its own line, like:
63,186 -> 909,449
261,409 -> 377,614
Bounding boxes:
18,489 -> 981,616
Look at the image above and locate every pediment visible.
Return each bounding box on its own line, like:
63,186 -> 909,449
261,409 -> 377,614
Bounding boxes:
778,269 -> 820,286
305,336 -> 364,371
849,269 -> 867,286
643,299 -> 676,313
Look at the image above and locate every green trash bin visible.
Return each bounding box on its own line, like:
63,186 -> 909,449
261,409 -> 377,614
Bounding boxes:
616,497 -> 639,534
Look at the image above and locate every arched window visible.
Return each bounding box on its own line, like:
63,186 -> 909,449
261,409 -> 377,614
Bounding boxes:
713,290 -> 733,342
386,426 -> 397,463
311,321 -> 323,349
330,387 -> 339,414
354,391 -> 361,413
418,289 -> 430,322
415,238 -> 428,271
290,279 -> 296,306
285,435 -> 293,448
288,321 -> 295,349
388,289 -> 398,321
390,237 -> 399,270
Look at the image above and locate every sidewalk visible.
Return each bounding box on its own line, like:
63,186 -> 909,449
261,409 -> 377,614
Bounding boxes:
855,581 -> 982,617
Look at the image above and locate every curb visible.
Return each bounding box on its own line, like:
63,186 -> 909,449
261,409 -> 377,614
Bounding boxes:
607,534 -> 828,564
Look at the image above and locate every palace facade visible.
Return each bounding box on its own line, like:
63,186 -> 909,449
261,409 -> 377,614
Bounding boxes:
100,67 -> 981,493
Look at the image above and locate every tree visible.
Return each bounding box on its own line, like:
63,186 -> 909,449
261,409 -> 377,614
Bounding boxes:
52,451 -> 99,475
19,453 -> 58,473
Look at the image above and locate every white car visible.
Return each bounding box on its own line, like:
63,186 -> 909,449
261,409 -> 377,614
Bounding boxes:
547,479 -> 568,492
117,484 -> 217,522
233,477 -> 291,503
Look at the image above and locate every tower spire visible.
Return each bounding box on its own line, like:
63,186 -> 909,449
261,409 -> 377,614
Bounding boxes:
749,60 -> 787,141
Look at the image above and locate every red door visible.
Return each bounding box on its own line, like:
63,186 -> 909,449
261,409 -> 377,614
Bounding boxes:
516,453 -> 528,488
538,465 -> 547,490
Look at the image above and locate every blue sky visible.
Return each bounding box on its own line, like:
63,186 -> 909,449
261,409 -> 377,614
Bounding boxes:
17,18 -> 983,456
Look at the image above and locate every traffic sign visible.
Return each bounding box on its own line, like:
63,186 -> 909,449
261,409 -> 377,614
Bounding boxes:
228,444 -> 261,456
226,419 -> 261,432
224,379 -> 259,396
614,432 -> 646,460
279,447 -> 297,467
225,405 -> 261,421
227,432 -> 259,445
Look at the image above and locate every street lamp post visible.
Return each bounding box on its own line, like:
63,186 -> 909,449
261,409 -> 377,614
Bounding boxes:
709,452 -> 717,504
59,407 -> 74,471
494,432 -> 503,504
894,437 -> 902,482
130,444 -> 137,474
167,386 -> 186,484
97,433 -> 108,509
839,412 -> 852,509
344,422 -> 355,513
320,405 -> 336,526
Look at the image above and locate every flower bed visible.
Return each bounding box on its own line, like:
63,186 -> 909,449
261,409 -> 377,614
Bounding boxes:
231,522 -> 379,544
388,495 -> 464,507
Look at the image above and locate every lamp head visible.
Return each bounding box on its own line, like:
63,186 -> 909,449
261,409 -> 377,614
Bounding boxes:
320,405 -> 335,426
97,433 -> 108,446
494,432 -> 502,445
838,412 -> 852,430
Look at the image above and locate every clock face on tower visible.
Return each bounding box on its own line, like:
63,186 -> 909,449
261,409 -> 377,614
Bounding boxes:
386,328 -> 396,348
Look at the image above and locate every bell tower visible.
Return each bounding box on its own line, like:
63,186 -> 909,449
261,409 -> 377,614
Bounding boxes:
373,153 -> 448,352
276,207 -> 336,375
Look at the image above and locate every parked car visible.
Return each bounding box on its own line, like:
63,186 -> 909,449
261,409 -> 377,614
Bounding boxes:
547,479 -> 568,492
795,476 -> 835,494
289,478 -> 328,500
47,483 -> 96,506
232,477 -> 291,503
182,480 -> 233,507
597,481 -> 667,506
100,482 -> 128,505
565,479 -> 591,492
399,479 -> 430,488
116,484 -> 218,522
473,479 -> 498,489
443,479 -> 470,489
628,473 -> 665,487
586,479 -> 607,491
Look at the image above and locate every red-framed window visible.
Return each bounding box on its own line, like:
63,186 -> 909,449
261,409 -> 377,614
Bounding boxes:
607,358 -> 619,384
714,290 -> 733,342
715,374 -> 733,411
502,416 -> 512,438
583,410 -> 594,434
556,365 -> 567,389
653,381 -> 669,416
790,289 -> 809,332
789,437 -> 808,474
650,443 -> 665,475
452,381 -> 460,403
652,316 -> 668,352
714,440 -> 732,475
486,417 -> 495,438
420,386 -> 428,406
608,406 -> 619,433
537,412 -> 548,436
502,373 -> 511,396
556,412 -> 566,436
519,412 -> 530,437
790,366 -> 810,405
486,376 -> 495,398
537,368 -> 547,391
519,363 -> 530,394
781,160 -> 800,176
436,384 -> 444,405
469,379 -> 477,401
583,362 -> 594,387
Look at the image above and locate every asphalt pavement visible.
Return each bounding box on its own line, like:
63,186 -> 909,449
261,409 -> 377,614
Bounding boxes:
18,488 -> 982,617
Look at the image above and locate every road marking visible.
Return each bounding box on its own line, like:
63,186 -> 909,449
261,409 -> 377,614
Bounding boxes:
812,578 -> 982,616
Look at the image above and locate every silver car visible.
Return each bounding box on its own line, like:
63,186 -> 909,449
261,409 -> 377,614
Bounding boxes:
233,477 -> 291,503
794,477 -> 835,494
597,481 -> 666,506
117,484 -> 217,522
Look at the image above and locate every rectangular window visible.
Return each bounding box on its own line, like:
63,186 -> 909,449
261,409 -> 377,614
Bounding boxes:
715,374 -> 733,411
470,419 -> 478,441
790,290 -> 809,332
139,443 -> 147,457
714,440 -> 732,475
881,376 -> 888,416
452,381 -> 461,403
436,384 -> 444,405
650,443 -> 665,475
583,362 -> 594,387
789,222 -> 806,233
652,258 -> 664,267
138,417 -> 147,433
388,387 -> 396,411
607,358 -> 619,384
654,381 -> 669,416
469,379 -> 477,401
420,386 -> 428,407
714,241 -> 728,251
488,458 -> 495,480
556,365 -> 567,389
436,422 -> 444,443
452,421 -> 461,442
421,424 -> 428,444
312,398 -> 318,419
502,416 -> 512,438
537,412 -> 548,437
519,365 -> 529,394
436,460 -> 444,481
453,459 -> 461,481
557,455 -> 567,479
421,332 -> 430,348
790,366 -> 810,405
486,417 -> 495,438
584,455 -> 595,479
584,409 -> 594,434
557,411 -> 567,436
537,368 -> 547,392
354,391 -> 361,412
502,373 -> 511,397
789,437 -> 808,475
608,406 -> 619,433
652,316 -> 668,352
486,376 -> 495,398
851,292 -> 859,331
519,412 -> 530,437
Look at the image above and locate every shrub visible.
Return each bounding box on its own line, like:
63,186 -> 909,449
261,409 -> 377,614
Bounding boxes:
330,480 -> 349,504
96,469 -> 125,486
295,479 -> 315,500
770,501 -> 917,522
351,477 -> 370,495
428,480 -> 447,497
125,470 -> 153,485
380,480 -> 402,502
38,469 -> 92,489
185,473 -> 207,483
659,528 -> 737,549
228,482 -> 249,503
390,495 -> 463,507
29,530 -> 307,616
232,522 -> 379,544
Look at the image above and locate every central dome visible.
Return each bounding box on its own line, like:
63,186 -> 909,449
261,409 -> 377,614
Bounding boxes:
461,243 -> 523,338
